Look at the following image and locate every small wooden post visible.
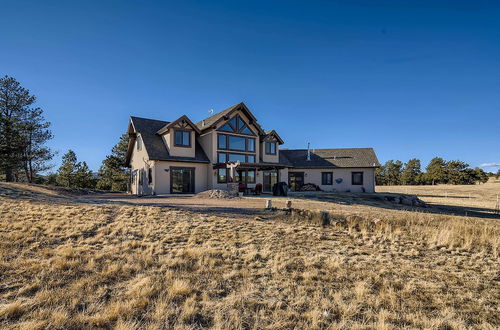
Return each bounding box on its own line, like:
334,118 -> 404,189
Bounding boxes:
320,210 -> 330,225
265,199 -> 272,209
495,195 -> 499,215
286,200 -> 292,209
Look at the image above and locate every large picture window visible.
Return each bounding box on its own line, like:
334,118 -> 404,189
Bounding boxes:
322,172 -> 333,185
228,136 -> 246,151
228,153 -> 246,163
217,152 -> 255,163
174,130 -> 191,147
352,172 -> 363,185
218,134 -> 255,153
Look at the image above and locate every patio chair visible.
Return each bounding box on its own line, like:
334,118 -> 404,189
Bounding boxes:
238,183 -> 246,193
252,183 -> 263,195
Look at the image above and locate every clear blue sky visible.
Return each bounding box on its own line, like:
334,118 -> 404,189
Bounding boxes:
2,0 -> 499,172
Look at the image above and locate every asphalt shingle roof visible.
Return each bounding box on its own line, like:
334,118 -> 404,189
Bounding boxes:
130,116 -> 210,163
280,148 -> 380,168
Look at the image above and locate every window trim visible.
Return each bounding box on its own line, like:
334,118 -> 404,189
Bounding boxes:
321,172 -> 333,185
265,141 -> 277,155
352,171 -> 364,185
174,129 -> 192,148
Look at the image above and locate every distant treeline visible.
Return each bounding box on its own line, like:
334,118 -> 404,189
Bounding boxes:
376,157 -> 495,186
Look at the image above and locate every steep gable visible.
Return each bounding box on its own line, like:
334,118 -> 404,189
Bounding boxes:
125,116 -> 209,166
196,102 -> 265,135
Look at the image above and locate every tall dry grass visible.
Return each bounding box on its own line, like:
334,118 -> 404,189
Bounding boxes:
0,183 -> 498,329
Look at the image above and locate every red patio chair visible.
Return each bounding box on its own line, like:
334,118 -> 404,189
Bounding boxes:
252,183 -> 262,195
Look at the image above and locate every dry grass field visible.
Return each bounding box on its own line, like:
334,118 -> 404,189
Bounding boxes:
0,182 -> 499,329
377,178 -> 500,216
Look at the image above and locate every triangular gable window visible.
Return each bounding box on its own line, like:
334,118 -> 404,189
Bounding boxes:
229,117 -> 238,130
241,126 -> 253,135
218,114 -> 255,135
219,123 -> 234,132
237,117 -> 245,130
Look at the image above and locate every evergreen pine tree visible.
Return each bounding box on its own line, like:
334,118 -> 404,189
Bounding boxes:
96,134 -> 130,191
400,158 -> 422,185
384,160 -> 403,185
426,157 -> 447,185
57,150 -> 79,187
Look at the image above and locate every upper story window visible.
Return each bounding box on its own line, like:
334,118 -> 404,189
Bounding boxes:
265,141 -> 276,155
218,114 -> 254,135
174,130 -> 191,147
218,134 -> 255,152
352,172 -> 364,185
136,135 -> 142,151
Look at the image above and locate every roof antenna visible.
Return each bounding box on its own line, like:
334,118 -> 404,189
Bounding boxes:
307,142 -> 311,161
208,109 -> 214,115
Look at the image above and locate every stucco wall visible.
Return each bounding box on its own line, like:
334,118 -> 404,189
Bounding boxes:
153,161 -> 209,194
292,168 -> 376,193
129,134 -> 154,195
198,131 -> 216,162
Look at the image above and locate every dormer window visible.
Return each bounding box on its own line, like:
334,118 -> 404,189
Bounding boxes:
218,115 -> 254,135
265,142 -> 276,155
174,130 -> 191,147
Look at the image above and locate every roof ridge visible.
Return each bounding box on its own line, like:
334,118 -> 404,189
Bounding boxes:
195,102 -> 242,125
130,116 -> 170,124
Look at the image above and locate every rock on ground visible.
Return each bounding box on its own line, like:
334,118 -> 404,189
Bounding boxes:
195,189 -> 239,199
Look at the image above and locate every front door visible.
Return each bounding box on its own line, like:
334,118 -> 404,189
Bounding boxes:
288,172 -> 304,191
263,170 -> 278,193
170,167 -> 195,193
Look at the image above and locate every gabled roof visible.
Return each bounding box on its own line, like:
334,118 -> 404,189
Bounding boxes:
125,116 -> 210,166
156,115 -> 200,135
280,148 -> 380,168
262,130 -> 285,145
195,102 -> 266,135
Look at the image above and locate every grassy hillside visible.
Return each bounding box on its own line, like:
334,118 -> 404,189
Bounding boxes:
0,183 -> 498,329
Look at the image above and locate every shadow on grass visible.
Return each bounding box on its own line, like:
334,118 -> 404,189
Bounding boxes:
1,183 -> 499,220
291,192 -> 500,220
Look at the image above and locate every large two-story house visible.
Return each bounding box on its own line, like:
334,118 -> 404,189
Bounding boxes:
125,102 -> 380,195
